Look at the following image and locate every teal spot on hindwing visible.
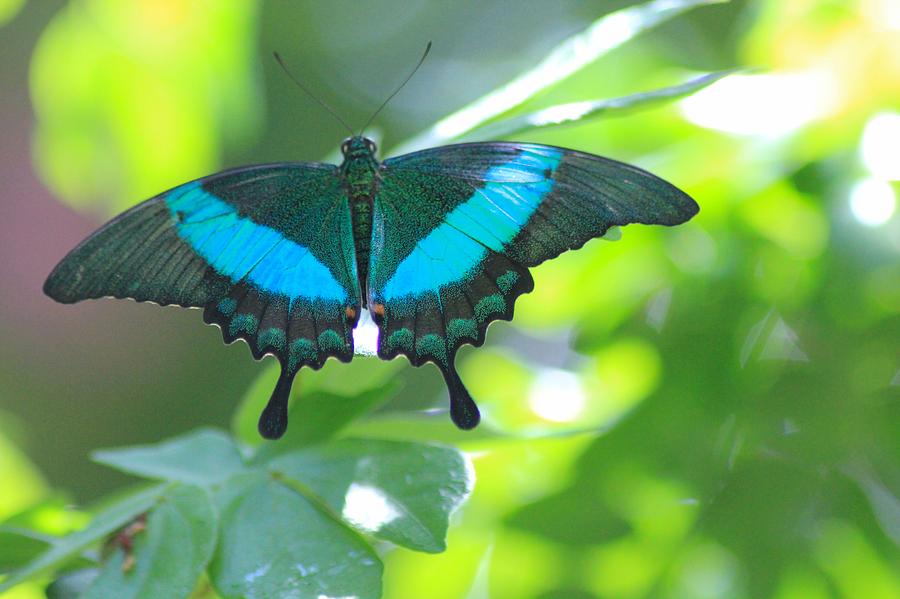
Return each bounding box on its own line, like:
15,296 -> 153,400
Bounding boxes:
496,270 -> 520,293
317,329 -> 345,352
218,298 -> 237,316
416,333 -> 447,364
289,338 -> 317,371
387,328 -> 414,352
382,149 -> 562,301
257,327 -> 286,351
475,294 -> 505,322
166,182 -> 347,303
447,318 -> 478,346
229,313 -> 258,336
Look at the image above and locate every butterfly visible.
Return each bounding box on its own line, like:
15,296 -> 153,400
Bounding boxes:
44,133 -> 698,439
43,43 -> 698,438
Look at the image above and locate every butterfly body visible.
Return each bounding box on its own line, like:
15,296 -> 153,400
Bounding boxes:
45,135 -> 698,439
342,136 -> 381,297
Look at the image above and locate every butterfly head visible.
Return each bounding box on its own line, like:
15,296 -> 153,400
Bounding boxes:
341,136 -> 378,159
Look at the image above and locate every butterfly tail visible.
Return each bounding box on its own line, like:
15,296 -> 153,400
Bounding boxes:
258,366 -> 297,440
441,365 -> 481,430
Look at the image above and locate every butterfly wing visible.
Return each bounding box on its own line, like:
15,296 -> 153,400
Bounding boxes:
45,163 -> 361,439
368,142 -> 698,428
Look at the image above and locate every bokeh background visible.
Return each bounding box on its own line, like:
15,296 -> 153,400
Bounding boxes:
1,0 -> 898,598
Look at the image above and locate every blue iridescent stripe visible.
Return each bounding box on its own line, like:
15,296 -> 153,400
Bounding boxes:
382,148 -> 562,301
166,182 -> 347,303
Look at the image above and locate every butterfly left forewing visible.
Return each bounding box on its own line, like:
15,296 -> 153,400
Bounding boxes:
45,163 -> 361,439
370,142 -> 698,428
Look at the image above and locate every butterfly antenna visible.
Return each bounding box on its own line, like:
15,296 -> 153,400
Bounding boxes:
360,41 -> 432,135
273,51 -> 355,137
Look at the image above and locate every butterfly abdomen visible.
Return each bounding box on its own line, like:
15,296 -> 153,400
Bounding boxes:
351,198 -> 373,295
342,146 -> 381,299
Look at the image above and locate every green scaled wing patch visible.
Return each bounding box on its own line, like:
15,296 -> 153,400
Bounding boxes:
368,142 -> 698,428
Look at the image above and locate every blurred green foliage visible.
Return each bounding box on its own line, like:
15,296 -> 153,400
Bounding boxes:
30,0 -> 261,214
0,0 -> 25,26
1,0 -> 899,598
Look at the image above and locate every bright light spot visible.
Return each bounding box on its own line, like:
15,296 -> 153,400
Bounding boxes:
646,288 -> 672,332
669,227 -> 718,273
678,543 -> 738,598
296,563 -> 319,577
850,178 -> 896,227
531,101 -> 594,126
887,0 -> 900,29
528,368 -> 586,422
317,595 -> 358,599
462,452 -> 477,494
864,0 -> 900,30
341,483 -> 399,533
740,310 -> 808,367
761,317 -> 808,363
244,563 -> 270,584
861,112 -> 900,180
352,309 -> 379,356
680,70 -> 837,136
783,419 -> 800,435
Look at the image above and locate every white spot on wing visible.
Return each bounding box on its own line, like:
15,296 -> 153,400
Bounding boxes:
352,309 -> 379,356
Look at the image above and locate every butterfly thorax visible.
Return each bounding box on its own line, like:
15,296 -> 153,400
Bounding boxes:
340,136 -> 381,299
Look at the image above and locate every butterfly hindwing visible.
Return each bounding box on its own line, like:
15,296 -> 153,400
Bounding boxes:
369,142 -> 698,427
45,164 -> 361,438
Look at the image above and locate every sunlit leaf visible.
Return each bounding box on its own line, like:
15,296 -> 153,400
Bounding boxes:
269,439 -> 473,553
208,472 -> 382,599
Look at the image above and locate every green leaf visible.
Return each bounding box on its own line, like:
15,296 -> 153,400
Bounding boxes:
209,472 -> 382,599
92,429 -> 247,487
843,461 -> 900,547
47,568 -> 99,599
0,484 -> 166,593
79,484 -> 217,599
269,439 -> 473,553
0,527 -> 52,573
459,70 -> 739,141
390,0 -> 727,154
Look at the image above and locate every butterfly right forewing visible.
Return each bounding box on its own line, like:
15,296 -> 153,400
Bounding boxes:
368,141 -> 698,427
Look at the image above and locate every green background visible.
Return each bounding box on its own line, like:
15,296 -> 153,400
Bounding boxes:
0,0 -> 898,597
